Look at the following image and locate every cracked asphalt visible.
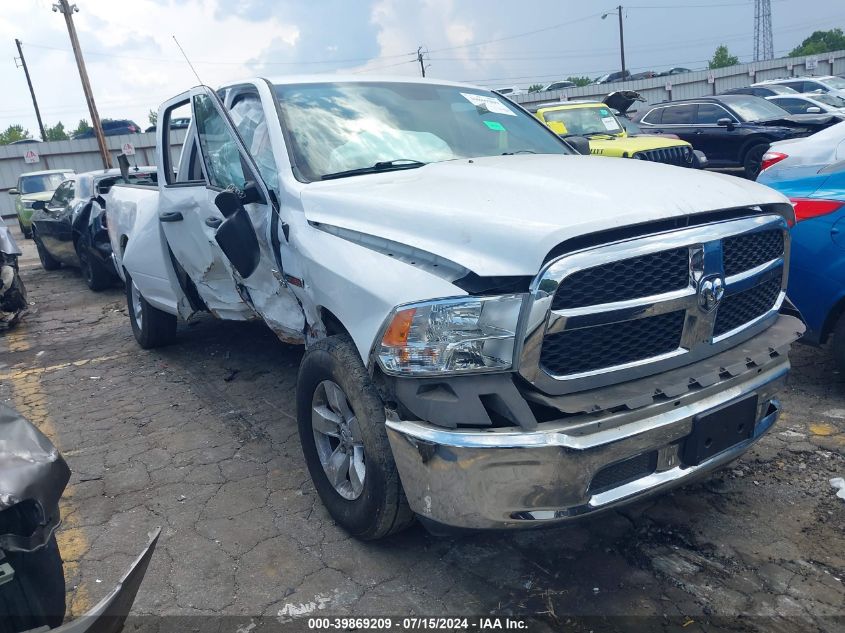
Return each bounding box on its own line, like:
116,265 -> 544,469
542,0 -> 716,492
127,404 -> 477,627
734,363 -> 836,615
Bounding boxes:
1,224 -> 844,632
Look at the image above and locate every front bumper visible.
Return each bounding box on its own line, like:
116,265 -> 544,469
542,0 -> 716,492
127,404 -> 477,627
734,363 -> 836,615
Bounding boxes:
385,316 -> 801,530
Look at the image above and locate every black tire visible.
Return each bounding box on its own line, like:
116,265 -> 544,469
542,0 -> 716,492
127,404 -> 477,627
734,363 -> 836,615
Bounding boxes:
0,534 -> 66,633
832,314 -> 845,374
32,231 -> 60,271
297,334 -> 414,540
76,237 -> 112,291
125,271 -> 177,349
743,143 -> 768,180
16,218 -> 31,240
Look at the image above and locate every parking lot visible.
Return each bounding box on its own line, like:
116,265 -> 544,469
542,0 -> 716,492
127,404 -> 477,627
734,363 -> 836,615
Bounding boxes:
0,224 -> 842,631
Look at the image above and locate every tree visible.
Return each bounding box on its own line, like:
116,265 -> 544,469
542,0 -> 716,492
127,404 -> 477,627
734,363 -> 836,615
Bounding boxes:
528,84 -> 544,92
0,124 -> 31,145
709,45 -> 739,69
566,76 -> 593,87
790,28 -> 845,57
44,122 -> 69,141
148,109 -> 157,127
73,119 -> 91,137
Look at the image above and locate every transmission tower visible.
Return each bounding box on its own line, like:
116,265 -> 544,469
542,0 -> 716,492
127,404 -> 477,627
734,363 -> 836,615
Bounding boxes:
753,0 -> 774,61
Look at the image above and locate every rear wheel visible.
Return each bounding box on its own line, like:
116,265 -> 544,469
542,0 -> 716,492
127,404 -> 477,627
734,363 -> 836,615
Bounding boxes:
76,237 -> 112,291
297,335 -> 413,540
0,534 -> 66,633
33,231 -> 60,271
125,272 -> 177,349
743,143 -> 768,180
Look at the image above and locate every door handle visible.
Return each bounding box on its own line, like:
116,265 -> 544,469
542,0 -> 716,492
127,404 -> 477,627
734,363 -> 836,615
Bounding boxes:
205,217 -> 222,229
159,211 -> 184,223
694,130 -> 704,134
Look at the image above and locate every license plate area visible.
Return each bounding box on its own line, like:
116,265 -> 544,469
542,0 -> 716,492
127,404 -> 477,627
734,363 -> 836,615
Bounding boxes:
682,395 -> 758,466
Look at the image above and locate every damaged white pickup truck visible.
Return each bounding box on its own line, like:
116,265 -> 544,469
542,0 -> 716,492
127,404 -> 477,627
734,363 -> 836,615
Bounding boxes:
107,77 -> 805,539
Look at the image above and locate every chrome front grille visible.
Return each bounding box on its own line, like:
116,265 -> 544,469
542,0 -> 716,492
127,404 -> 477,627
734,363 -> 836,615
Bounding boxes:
633,146 -> 693,167
519,214 -> 789,395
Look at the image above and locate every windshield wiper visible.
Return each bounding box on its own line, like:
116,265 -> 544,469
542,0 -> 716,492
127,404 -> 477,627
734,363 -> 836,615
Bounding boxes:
501,150 -> 537,155
321,159 -> 426,180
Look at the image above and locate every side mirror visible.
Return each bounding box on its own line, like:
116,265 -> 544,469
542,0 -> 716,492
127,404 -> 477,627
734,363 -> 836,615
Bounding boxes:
8,188 -> 19,196
31,200 -> 46,211
564,135 -> 591,155
805,106 -> 822,114
716,118 -> 735,130
214,190 -> 241,218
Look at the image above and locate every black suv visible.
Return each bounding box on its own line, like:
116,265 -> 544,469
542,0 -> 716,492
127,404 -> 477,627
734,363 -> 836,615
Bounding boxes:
72,119 -> 141,139
632,95 -> 821,179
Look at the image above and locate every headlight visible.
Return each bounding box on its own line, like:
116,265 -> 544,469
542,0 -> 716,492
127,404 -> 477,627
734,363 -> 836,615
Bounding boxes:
23,200 -> 34,209
377,295 -> 524,375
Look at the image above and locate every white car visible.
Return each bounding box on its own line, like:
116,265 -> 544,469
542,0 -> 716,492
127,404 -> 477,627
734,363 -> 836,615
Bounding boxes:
493,86 -> 526,97
758,119 -> 845,178
753,75 -> 845,99
765,92 -> 845,116
106,75 -> 803,539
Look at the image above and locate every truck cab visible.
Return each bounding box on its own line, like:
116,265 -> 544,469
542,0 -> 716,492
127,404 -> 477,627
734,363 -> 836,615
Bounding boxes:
107,76 -> 803,539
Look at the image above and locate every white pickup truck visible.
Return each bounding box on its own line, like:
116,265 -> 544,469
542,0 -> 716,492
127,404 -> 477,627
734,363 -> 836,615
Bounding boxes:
107,76 -> 804,539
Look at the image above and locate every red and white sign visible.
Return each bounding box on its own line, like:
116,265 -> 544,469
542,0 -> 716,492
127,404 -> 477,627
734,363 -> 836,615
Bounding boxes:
24,149 -> 39,164
665,82 -> 672,92
707,73 -> 715,84
122,142 -> 135,156
806,57 -> 818,70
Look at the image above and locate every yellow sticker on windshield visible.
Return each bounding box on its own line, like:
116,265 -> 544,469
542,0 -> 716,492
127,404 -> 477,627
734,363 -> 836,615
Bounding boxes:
484,120 -> 506,131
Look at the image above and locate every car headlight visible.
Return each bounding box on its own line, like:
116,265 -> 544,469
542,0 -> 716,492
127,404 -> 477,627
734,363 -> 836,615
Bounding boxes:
376,295 -> 524,375
23,200 -> 35,209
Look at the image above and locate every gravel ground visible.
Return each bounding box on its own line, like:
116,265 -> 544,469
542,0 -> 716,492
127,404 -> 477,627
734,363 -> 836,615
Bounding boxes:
1,224 -> 843,632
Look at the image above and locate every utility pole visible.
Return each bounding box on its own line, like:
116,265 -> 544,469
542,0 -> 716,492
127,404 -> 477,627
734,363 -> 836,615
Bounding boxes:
53,0 -> 111,167
602,6 -> 626,76
417,46 -> 426,78
14,39 -> 47,142
616,5 -> 626,76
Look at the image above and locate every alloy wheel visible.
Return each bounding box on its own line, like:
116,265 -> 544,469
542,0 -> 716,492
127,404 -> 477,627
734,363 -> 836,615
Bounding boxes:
311,379 -> 366,500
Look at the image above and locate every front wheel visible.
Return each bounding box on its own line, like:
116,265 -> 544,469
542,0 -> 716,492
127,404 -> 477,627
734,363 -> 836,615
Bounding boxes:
17,218 -> 31,240
33,232 -> 60,271
125,272 -> 177,349
743,143 -> 768,180
297,335 -> 413,540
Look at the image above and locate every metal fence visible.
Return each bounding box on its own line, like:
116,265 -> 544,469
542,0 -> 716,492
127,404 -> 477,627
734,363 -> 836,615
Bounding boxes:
0,129 -> 186,217
512,49 -> 845,108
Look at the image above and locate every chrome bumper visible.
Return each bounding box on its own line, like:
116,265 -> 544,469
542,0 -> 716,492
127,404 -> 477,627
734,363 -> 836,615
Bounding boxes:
386,356 -> 789,530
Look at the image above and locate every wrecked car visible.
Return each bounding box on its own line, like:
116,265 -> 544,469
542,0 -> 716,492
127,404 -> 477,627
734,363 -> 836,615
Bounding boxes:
0,403 -> 159,632
107,77 -> 804,539
30,167 -> 156,290
0,215 -> 28,330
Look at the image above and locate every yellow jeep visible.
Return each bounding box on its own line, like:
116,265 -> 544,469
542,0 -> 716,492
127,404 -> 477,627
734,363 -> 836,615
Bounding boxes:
534,100 -> 705,168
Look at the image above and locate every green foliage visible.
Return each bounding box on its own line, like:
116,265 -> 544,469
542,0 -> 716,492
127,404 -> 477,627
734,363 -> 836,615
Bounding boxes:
566,76 -> 593,87
790,28 -> 845,57
44,121 -> 69,141
528,84 -> 545,92
0,124 -> 31,145
148,109 -> 157,127
709,45 -> 739,69
73,119 -> 91,136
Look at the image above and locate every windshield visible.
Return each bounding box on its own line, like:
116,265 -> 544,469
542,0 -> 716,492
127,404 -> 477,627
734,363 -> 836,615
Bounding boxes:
767,84 -> 798,94
823,77 -> 845,90
18,173 -> 70,194
274,82 -> 571,181
721,96 -> 790,121
814,93 -> 845,108
542,106 -> 623,136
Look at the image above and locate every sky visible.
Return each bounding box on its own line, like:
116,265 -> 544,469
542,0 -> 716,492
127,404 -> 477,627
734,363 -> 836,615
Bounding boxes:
0,0 -> 842,137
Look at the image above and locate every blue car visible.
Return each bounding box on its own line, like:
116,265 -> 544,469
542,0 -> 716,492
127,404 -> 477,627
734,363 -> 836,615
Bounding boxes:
758,163 -> 845,368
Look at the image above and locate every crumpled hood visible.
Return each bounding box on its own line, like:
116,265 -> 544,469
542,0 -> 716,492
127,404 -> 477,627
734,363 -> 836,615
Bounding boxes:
301,154 -> 789,277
